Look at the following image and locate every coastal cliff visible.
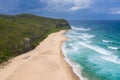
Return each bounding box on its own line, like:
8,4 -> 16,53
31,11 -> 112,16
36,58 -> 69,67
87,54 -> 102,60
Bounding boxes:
0,14 -> 70,63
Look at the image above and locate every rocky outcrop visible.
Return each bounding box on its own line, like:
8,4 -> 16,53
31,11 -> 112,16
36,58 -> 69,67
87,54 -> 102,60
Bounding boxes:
22,38 -> 31,51
56,23 -> 71,28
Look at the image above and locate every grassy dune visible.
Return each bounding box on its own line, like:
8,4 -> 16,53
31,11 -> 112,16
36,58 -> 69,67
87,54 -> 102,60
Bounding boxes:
0,14 -> 70,63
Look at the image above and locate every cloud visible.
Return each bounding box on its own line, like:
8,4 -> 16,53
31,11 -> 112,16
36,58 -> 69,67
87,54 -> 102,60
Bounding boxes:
70,6 -> 81,11
111,8 -> 120,14
42,0 -> 92,12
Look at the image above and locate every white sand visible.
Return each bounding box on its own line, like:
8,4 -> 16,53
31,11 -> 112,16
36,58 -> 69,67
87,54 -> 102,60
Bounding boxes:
0,30 -> 79,80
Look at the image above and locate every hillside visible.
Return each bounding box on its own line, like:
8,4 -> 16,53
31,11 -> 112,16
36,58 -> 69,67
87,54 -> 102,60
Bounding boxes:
0,14 -> 70,63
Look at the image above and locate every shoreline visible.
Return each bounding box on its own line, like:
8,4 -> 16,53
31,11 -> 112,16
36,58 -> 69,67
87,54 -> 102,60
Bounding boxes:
0,30 -> 79,80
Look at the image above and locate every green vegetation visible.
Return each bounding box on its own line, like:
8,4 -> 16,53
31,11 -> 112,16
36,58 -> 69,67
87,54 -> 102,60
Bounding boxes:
0,14 -> 70,63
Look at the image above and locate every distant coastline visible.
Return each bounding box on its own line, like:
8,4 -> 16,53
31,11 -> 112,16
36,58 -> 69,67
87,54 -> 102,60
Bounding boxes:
0,14 -> 70,63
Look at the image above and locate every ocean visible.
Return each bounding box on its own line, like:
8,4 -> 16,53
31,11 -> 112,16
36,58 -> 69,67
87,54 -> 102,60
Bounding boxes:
62,21 -> 120,80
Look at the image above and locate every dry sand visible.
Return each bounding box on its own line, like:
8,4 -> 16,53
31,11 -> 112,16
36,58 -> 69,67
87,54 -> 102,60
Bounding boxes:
0,30 -> 79,80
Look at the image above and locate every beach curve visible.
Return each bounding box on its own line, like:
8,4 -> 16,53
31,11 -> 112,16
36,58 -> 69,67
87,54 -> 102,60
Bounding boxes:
0,30 -> 79,80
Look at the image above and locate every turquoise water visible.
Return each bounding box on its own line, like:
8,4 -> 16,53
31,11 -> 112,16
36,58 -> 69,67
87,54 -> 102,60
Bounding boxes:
62,21 -> 120,80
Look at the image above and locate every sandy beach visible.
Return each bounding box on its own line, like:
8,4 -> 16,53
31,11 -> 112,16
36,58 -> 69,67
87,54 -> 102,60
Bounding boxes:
0,30 -> 79,80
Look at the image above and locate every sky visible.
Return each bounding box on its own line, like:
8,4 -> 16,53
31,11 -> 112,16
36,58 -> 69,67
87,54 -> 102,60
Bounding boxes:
0,0 -> 120,20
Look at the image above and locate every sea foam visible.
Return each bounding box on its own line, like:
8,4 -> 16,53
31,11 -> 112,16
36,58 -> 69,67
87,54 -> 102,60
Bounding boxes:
79,43 -> 111,55
108,46 -> 118,50
102,40 -> 112,43
62,43 -> 89,80
101,55 -> 120,64
71,26 -> 91,31
78,33 -> 94,41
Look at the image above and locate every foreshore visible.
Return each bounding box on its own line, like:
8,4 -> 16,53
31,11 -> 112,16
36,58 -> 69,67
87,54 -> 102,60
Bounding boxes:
0,30 -> 79,80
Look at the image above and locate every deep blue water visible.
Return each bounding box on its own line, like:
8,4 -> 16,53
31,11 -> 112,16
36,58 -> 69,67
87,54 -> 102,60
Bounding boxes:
62,21 -> 120,80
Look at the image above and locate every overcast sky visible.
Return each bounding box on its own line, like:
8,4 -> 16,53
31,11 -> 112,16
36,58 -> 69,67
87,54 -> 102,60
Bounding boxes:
0,0 -> 120,20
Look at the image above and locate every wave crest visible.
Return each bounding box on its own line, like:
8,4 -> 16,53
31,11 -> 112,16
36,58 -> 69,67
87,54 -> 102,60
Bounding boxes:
102,40 -> 112,43
79,43 -> 111,55
101,56 -> 120,64
108,46 -> 118,50
71,26 -> 91,31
